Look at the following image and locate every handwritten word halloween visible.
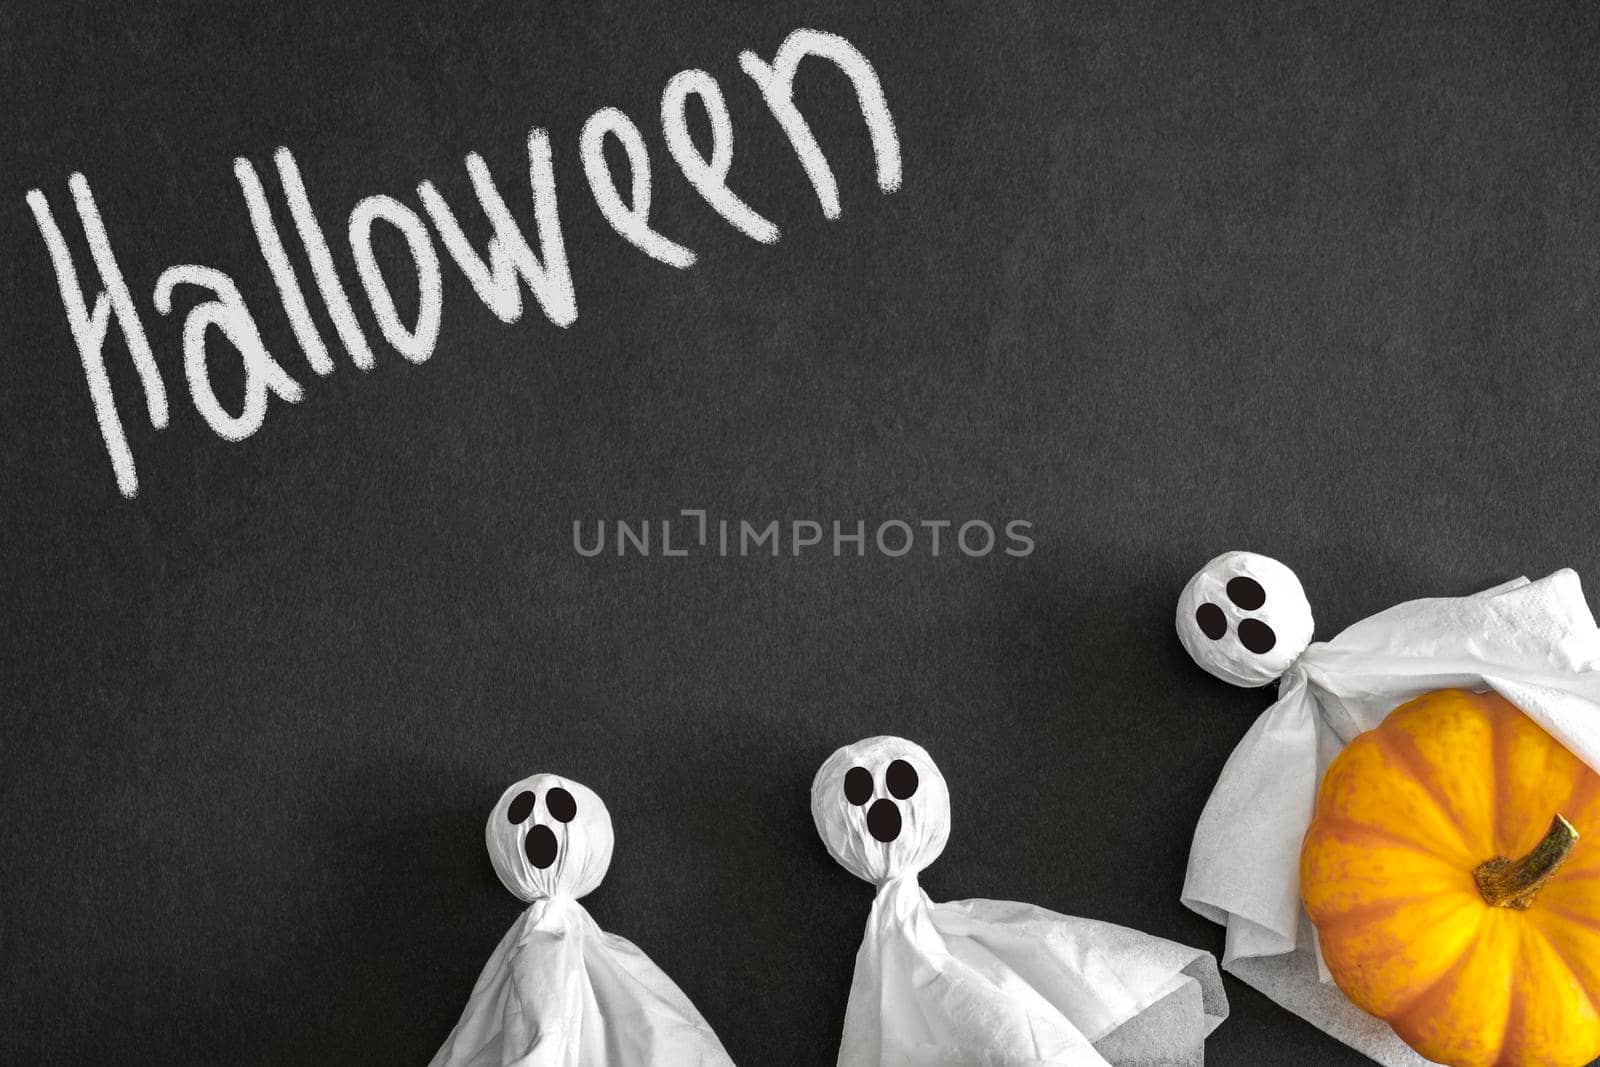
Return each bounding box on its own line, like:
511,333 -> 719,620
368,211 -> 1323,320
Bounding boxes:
25,29 -> 901,499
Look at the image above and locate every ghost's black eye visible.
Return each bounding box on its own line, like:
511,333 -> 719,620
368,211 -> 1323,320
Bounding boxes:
885,759 -> 918,800
843,766 -> 873,806
1238,618 -> 1277,654
1227,577 -> 1266,610
507,790 -> 536,825
545,787 -> 577,823
1195,603 -> 1227,640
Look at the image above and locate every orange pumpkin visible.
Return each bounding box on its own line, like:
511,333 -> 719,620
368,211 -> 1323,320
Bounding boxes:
1300,688 -> 1600,1067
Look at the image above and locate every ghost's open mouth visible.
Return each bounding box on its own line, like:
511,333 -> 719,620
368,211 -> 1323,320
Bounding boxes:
524,824 -> 559,869
867,798 -> 901,842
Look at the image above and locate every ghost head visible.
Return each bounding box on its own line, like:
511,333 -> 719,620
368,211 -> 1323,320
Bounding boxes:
485,774 -> 613,903
1176,551 -> 1315,687
812,736 -> 951,884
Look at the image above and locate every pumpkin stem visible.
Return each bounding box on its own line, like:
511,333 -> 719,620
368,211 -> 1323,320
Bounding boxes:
1473,814 -> 1580,910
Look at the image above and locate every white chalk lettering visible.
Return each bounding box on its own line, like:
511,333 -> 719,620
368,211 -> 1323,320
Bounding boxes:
418,128 -> 577,328
25,175 -> 169,498
581,108 -> 696,268
152,266 -> 303,441
29,27 -> 900,499
740,29 -> 901,219
274,148 -> 379,371
348,195 -> 444,363
235,157 -> 335,377
662,69 -> 778,243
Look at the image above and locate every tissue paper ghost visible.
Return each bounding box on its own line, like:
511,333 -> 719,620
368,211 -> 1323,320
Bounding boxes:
1176,551 -> 1600,1067
814,736 -> 1228,1067
430,774 -> 734,1067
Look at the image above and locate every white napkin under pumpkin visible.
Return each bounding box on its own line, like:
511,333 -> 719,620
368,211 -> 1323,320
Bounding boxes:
1176,552 -> 1600,1066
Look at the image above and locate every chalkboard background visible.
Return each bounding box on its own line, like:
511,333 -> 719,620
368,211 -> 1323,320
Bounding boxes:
6,1 -> 1600,1063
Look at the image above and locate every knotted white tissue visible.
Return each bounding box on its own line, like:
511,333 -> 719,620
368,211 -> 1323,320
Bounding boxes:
815,736 -> 1228,1067
1177,552 -> 1600,1066
431,774 -> 734,1067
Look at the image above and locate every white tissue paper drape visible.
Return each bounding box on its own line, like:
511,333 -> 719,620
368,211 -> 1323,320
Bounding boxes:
1177,555 -> 1600,1066
815,736 -> 1228,1067
430,774 -> 734,1067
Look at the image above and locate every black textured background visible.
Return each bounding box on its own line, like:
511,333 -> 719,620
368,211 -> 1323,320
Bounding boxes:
5,1 -> 1600,1063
